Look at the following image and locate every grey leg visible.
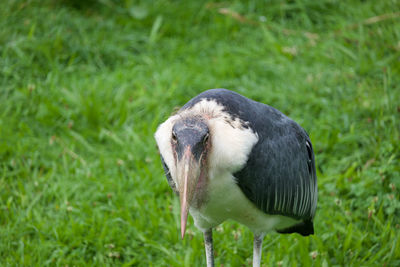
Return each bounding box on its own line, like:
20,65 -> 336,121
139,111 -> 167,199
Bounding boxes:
204,229 -> 214,267
253,233 -> 265,267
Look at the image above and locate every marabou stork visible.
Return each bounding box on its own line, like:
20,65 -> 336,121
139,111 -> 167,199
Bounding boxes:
155,89 -> 317,267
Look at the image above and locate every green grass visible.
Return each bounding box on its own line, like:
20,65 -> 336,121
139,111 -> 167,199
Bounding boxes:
1,0 -> 399,266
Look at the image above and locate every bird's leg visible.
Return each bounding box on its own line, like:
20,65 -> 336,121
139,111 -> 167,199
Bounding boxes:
203,229 -> 214,267
253,233 -> 265,267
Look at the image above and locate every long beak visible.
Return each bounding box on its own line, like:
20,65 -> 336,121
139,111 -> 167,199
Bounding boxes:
177,146 -> 201,239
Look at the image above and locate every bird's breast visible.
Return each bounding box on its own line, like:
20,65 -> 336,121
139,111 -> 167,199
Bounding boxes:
189,171 -> 299,234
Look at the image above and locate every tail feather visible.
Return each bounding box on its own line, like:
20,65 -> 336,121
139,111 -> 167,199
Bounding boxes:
277,219 -> 314,236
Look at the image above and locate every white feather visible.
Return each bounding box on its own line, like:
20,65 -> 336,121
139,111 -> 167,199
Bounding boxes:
190,171 -> 299,234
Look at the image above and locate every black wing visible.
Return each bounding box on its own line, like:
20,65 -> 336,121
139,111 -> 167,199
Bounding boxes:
182,89 -> 318,234
160,155 -> 178,195
234,127 -> 317,218
235,132 -> 317,236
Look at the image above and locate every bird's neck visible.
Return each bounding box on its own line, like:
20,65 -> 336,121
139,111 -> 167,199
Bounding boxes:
191,167 -> 209,209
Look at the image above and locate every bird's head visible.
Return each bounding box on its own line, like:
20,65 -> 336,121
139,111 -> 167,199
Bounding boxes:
171,116 -> 210,239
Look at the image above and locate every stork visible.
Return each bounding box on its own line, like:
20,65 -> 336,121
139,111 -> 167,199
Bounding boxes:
154,89 -> 317,267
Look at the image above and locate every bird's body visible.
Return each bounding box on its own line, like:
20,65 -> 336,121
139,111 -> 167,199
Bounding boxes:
189,168 -> 300,234
155,89 -> 317,266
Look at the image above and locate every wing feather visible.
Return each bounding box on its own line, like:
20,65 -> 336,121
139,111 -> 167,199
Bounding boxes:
160,155 -> 178,195
235,133 -> 317,221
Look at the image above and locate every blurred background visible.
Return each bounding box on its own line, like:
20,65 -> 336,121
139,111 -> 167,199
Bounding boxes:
0,0 -> 399,266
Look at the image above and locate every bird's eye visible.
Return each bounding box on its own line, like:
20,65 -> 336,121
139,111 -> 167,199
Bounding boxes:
171,132 -> 177,142
203,133 -> 209,144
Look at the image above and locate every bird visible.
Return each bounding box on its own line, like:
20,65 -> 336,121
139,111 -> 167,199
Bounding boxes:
154,89 -> 317,267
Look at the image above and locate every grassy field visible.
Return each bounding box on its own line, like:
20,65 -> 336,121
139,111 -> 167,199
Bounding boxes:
1,0 -> 399,266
